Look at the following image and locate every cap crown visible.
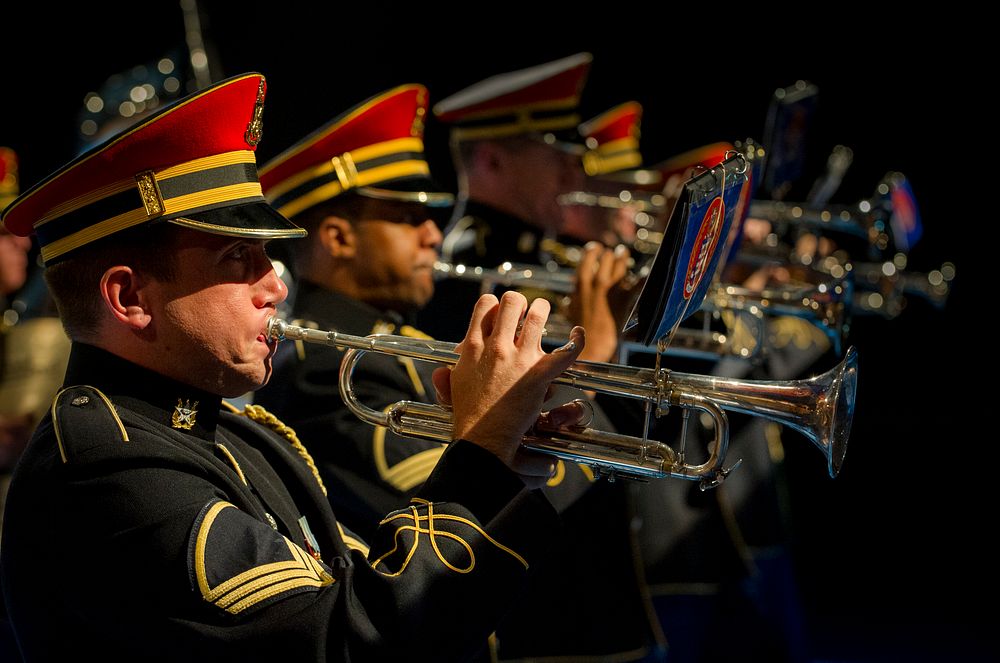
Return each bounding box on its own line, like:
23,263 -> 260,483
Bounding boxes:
2,73 -> 303,264
433,53 -> 592,142
260,84 -> 449,219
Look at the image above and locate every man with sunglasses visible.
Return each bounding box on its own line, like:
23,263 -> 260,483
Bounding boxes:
253,84 -> 460,540
251,81 -> 665,661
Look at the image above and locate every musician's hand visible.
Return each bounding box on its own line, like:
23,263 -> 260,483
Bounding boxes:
431,291 -> 585,483
741,264 -> 791,291
795,233 -> 836,262
741,217 -> 772,245
567,242 -> 629,363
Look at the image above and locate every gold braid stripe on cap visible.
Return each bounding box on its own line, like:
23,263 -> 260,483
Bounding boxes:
263,137 -> 425,202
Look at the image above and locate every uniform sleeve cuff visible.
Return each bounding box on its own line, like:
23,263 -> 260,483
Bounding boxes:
416,440 -> 534,522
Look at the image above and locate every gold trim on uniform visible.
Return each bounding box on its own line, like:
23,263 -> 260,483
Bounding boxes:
398,358 -> 427,398
52,386 -> 129,464
263,137 -> 425,203
765,422 -> 786,463
372,410 -> 444,491
241,403 -> 327,496
372,498 -> 529,576
34,151 -> 256,229
583,143 -> 643,177
215,444 -> 248,485
40,207 -> 153,263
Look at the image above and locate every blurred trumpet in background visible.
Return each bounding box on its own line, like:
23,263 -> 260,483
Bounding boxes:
433,255 -> 851,361
738,171 -> 957,319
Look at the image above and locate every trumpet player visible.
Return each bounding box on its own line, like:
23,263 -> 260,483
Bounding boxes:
0,74 -> 599,662
417,53 -> 633,367
251,80 -> 664,661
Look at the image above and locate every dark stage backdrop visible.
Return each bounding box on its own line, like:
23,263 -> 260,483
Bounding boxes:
2,2 -> 993,655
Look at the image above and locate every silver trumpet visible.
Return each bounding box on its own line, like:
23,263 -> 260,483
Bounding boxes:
267,317 -> 858,487
734,239 -> 955,320
433,260 -> 578,295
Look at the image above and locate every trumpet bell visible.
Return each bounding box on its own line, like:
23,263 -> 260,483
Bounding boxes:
669,345 -> 857,478
823,345 -> 857,476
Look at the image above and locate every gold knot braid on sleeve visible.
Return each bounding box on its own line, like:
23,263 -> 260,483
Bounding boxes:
241,403 -> 328,496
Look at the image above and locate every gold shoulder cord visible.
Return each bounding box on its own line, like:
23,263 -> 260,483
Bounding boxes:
241,403 -> 328,496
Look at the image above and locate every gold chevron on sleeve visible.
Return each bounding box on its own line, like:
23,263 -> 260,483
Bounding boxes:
372,415 -> 445,491
194,501 -> 334,615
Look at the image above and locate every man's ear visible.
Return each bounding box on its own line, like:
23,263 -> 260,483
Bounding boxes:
100,265 -> 152,330
318,216 -> 356,259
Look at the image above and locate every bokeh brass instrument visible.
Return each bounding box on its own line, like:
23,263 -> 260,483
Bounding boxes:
267,317 -> 858,487
846,256 -> 955,317
433,260 -> 578,295
735,245 -> 955,319
556,190 -> 668,257
433,260 -> 850,359
703,266 -> 852,355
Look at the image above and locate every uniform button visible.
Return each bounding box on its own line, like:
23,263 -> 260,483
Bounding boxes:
71,396 -> 90,406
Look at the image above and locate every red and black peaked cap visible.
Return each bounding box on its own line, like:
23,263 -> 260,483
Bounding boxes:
259,84 -> 452,221
1,73 -> 305,265
433,52 -> 592,149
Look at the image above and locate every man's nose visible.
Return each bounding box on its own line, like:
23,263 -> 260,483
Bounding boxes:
420,218 -> 443,248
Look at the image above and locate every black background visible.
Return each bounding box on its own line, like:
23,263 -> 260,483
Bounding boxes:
2,3 -> 994,658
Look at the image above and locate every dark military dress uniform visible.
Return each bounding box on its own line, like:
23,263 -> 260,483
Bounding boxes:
0,342 -> 559,661
254,281 -> 446,542
254,281 -> 663,661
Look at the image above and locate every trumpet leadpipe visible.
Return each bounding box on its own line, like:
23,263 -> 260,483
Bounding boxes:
433,260 -> 577,294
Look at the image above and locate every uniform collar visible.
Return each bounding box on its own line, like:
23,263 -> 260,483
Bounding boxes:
62,342 -> 224,442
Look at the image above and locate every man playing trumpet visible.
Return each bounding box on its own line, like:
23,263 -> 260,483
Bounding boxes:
0,73 -> 591,662
251,81 -> 665,661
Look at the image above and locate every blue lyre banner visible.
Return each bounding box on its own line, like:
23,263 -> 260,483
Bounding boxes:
624,154 -> 747,347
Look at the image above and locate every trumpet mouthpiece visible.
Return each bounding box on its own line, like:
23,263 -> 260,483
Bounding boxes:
266,317 -> 286,341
